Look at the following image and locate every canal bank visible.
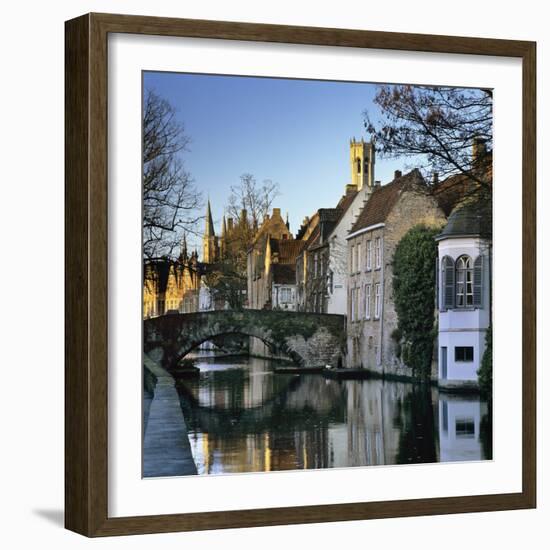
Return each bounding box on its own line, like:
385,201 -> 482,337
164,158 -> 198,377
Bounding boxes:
143,356 -> 197,477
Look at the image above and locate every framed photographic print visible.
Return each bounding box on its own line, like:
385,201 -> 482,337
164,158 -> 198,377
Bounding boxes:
65,13 -> 536,537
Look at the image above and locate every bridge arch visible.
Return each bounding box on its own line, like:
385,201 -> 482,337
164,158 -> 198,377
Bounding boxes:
144,309 -> 346,371
175,331 -> 303,366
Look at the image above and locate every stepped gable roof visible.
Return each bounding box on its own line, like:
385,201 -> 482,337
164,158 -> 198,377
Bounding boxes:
272,263 -> 297,285
334,188 -> 358,221
350,169 -> 425,234
436,198 -> 492,241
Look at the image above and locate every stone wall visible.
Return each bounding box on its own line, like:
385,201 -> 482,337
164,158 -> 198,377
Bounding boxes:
346,186 -> 446,378
144,309 -> 346,370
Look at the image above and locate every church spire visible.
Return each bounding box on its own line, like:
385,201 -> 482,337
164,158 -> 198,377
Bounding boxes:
205,199 -> 215,237
202,199 -> 219,263
180,232 -> 188,260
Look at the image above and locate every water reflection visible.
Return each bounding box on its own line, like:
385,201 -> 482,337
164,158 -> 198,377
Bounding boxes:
173,353 -> 491,475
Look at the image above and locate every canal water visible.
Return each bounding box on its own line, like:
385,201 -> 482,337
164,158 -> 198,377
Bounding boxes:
173,352 -> 492,476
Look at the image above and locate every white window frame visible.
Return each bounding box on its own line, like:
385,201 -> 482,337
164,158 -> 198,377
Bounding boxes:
374,237 -> 382,269
366,240 -> 372,271
365,284 -> 371,319
350,245 -> 354,274
280,287 -> 291,304
356,243 -> 361,274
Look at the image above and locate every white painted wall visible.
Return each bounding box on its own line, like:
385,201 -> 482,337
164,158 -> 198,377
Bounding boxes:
326,186 -> 370,314
438,237 -> 491,381
1,1 -> 547,548
439,397 -> 488,462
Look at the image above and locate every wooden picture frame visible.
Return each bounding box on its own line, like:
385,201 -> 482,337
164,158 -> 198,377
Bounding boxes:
65,12 -> 536,537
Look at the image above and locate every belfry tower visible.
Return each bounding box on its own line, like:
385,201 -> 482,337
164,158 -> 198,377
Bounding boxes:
202,199 -> 219,263
350,138 -> 375,193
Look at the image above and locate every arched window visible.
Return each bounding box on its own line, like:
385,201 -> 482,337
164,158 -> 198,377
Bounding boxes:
356,158 -> 361,173
455,255 -> 473,307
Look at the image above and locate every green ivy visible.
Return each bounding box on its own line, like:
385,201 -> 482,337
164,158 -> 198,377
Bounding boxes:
392,225 -> 441,378
478,326 -> 492,396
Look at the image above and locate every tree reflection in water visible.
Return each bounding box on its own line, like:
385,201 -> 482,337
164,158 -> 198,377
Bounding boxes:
172,353 -> 492,475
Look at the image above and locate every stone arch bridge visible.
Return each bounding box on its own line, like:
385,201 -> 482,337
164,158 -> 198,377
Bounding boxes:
144,309 -> 346,370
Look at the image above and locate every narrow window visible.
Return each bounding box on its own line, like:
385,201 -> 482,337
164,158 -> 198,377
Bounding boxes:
357,244 -> 361,273
356,157 -> 361,173
350,245 -> 354,274
366,240 -> 372,270
375,237 -> 382,269
455,255 -> 473,307
365,284 -> 371,319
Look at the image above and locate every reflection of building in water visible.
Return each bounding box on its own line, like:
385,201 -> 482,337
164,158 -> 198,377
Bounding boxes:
438,394 -> 488,462
327,380 -> 405,467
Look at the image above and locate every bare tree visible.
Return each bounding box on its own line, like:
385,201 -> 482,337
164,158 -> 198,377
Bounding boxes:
143,89 -> 203,262
365,85 -> 492,188
203,173 -> 280,309
227,173 -> 280,231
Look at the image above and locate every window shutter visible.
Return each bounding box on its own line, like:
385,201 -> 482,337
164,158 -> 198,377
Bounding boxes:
435,256 -> 439,309
443,256 -> 454,310
473,255 -> 483,307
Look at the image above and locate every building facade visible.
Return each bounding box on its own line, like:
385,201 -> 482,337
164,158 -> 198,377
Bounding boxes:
143,247 -> 202,319
436,200 -> 491,389
247,208 -> 296,310
345,169 -> 446,375
296,138 -> 376,314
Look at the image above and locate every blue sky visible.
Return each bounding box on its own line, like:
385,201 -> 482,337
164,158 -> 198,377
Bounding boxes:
143,71 -> 406,252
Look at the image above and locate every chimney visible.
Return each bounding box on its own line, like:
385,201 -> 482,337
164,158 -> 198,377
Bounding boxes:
394,170 -> 402,179
472,137 -> 488,164
374,180 -> 381,187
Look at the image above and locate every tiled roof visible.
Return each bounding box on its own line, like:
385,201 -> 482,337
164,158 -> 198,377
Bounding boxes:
272,263 -> 297,285
436,197 -> 492,240
275,239 -> 306,263
432,153 -> 493,216
335,188 -> 358,222
350,169 -> 425,233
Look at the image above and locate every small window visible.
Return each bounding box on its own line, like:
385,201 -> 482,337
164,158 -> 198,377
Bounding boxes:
455,418 -> 475,438
374,237 -> 382,269
455,346 -> 474,362
365,284 -> 371,319
356,157 -> 361,173
366,240 -> 372,270
280,288 -> 291,303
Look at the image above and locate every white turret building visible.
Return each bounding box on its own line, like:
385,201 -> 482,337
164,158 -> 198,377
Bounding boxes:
436,199 -> 492,390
